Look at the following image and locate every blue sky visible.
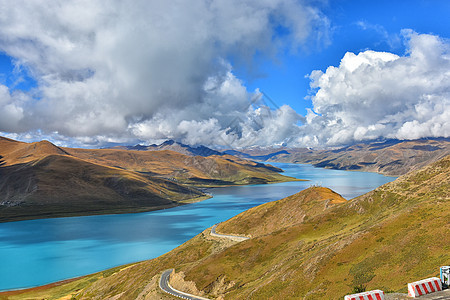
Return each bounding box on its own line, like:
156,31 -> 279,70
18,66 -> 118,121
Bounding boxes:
237,0 -> 450,116
0,0 -> 449,148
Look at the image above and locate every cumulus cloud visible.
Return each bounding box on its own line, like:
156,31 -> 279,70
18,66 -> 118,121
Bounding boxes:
0,0 -> 327,147
300,30 -> 450,147
0,84 -> 29,131
2,2 -> 447,149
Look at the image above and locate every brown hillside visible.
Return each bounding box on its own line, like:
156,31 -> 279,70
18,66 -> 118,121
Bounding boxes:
0,154 -> 206,222
0,138 -> 69,166
0,137 -> 293,188
216,186 -> 346,238
65,148 -> 294,186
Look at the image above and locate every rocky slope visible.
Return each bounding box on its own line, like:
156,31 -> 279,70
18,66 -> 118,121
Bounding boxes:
4,155 -> 448,299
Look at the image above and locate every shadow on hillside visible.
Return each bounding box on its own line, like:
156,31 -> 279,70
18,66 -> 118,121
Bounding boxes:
0,155 -> 5,167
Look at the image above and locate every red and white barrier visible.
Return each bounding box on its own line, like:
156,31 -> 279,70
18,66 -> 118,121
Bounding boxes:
344,290 -> 385,300
408,277 -> 442,297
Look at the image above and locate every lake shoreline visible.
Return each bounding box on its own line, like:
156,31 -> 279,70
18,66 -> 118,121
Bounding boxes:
0,176 -> 302,224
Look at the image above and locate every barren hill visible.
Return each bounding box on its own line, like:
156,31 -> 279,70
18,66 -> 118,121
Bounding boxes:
6,155 -> 448,299
0,154 -> 206,222
0,137 -> 69,165
0,136 -> 296,222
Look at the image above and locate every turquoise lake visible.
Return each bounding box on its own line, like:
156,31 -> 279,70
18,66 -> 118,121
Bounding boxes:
0,163 -> 395,291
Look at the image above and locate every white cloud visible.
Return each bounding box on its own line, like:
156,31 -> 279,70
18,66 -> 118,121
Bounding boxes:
3,2 -> 446,149
0,84 -> 28,131
0,0 -> 328,147
300,31 -> 450,146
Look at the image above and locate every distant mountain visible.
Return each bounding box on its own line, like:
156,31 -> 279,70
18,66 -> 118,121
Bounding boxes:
111,139 -> 223,157
9,154 -> 449,299
223,148 -> 290,161
0,137 -> 297,222
110,138 -> 450,176
232,138 -> 450,176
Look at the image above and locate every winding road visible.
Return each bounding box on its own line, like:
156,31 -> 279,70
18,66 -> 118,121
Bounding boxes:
210,224 -> 250,241
159,224 -> 250,299
159,269 -> 211,300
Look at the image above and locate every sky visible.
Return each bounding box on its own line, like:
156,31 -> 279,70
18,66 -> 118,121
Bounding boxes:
0,0 -> 449,148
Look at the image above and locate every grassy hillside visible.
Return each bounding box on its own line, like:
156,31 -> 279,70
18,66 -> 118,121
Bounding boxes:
181,155 -> 449,299
215,186 -> 346,238
3,155 -> 448,299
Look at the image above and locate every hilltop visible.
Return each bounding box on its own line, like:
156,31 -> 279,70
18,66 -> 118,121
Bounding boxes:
4,154 -> 448,299
0,137 -> 297,222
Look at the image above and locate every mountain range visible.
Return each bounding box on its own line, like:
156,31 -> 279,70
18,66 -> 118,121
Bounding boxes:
111,138 -> 450,176
109,139 -> 223,157
0,136 -> 296,222
3,153 -> 448,299
229,138 -> 450,176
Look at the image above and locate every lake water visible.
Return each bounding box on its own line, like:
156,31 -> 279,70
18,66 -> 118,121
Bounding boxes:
0,163 -> 395,291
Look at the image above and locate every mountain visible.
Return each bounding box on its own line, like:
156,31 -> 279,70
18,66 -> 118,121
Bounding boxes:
0,154 -> 207,223
223,148 -> 290,161
65,147 -> 291,187
0,137 -> 296,222
233,138 -> 450,176
5,154 -> 448,299
111,139 -> 223,157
